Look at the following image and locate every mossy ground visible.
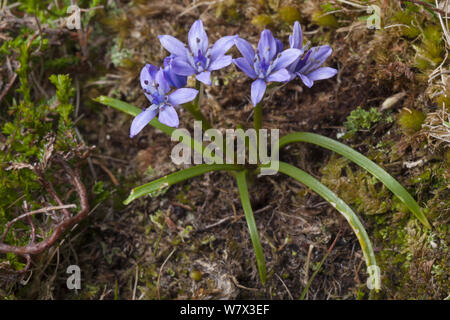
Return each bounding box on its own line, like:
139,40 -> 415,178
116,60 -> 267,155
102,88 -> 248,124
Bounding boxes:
0,0 -> 448,299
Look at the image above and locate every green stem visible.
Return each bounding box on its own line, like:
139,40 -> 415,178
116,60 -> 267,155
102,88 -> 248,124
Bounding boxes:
253,102 -> 262,164
183,80 -> 211,130
235,170 -> 267,284
253,102 -> 262,134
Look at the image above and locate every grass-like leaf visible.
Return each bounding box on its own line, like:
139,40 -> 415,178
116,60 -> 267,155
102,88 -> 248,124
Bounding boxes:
124,164 -> 242,204
275,161 -> 380,291
278,132 -> 431,229
235,170 -> 267,284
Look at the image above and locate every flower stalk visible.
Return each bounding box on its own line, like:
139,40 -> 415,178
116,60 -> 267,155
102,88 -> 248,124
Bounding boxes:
183,80 -> 211,130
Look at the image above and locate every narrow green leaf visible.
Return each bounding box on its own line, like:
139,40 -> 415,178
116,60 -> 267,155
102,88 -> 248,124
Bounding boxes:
235,170 -> 267,284
278,132 -> 431,229
124,164 -> 242,204
275,161 -> 380,291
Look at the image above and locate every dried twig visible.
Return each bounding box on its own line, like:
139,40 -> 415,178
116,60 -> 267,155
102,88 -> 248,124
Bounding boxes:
0,73 -> 17,103
0,160 -> 90,273
1,204 -> 76,243
156,248 -> 176,300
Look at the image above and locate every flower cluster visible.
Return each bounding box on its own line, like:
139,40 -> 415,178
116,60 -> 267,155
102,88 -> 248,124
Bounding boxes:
131,20 -> 337,137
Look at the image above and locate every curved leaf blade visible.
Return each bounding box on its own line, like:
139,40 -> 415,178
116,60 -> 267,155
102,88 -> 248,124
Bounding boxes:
278,132 -> 431,229
124,164 -> 242,204
276,161 -> 380,291
235,170 -> 267,284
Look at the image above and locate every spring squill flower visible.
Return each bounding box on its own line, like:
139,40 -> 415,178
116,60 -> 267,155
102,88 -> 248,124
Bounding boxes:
163,55 -> 187,89
287,21 -> 337,88
232,29 -> 302,106
130,64 -> 198,137
158,20 -> 237,86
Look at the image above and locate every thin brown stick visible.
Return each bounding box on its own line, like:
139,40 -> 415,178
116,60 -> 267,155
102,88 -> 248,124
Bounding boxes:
1,205 -> 76,242
91,159 -> 119,186
0,162 -> 89,257
0,72 -> 17,103
156,248 -> 176,300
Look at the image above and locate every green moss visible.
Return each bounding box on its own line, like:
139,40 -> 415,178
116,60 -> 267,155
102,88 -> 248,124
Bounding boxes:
415,25 -> 444,71
251,14 -> 274,28
434,88 -> 450,112
312,10 -> 339,29
445,149 -> 450,166
371,217 -> 448,299
343,107 -> 384,137
216,0 -> 242,21
321,155 -> 391,215
277,6 -> 301,24
397,108 -> 426,133
393,11 -> 420,38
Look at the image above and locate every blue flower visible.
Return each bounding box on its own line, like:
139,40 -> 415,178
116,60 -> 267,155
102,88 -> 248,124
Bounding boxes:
158,20 -> 237,86
130,64 -> 198,137
232,29 -> 302,106
287,21 -> 337,88
163,55 -> 187,89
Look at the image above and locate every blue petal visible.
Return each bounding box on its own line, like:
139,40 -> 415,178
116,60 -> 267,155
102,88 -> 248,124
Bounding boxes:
266,69 -> 291,82
307,67 -> 337,81
140,64 -> 154,92
251,79 -> 267,106
298,73 -> 313,88
210,35 -> 237,61
275,39 -> 283,54
233,57 -> 257,79
172,57 -> 196,76
289,21 -> 303,49
158,35 -> 188,57
155,68 -> 170,94
130,105 -> 157,138
196,71 -> 211,86
271,48 -> 302,72
188,20 -> 208,55
209,54 -> 232,71
168,88 -> 198,106
164,66 -> 187,89
163,56 -> 187,88
257,29 -> 277,61
299,45 -> 333,74
235,37 -> 255,65
158,105 -> 179,127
